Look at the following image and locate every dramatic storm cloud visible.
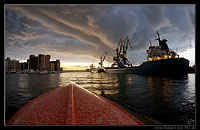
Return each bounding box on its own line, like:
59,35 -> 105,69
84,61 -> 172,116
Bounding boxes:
5,4 -> 195,68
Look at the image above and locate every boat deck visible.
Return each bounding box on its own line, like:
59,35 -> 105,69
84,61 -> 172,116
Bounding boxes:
7,83 -> 145,125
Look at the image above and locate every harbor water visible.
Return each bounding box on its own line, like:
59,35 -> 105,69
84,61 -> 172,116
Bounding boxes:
5,72 -> 195,125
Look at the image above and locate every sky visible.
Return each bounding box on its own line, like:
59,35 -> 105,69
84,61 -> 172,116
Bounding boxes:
5,4 -> 195,70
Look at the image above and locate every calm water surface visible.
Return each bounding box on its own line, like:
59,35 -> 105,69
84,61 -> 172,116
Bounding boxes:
5,72 -> 195,125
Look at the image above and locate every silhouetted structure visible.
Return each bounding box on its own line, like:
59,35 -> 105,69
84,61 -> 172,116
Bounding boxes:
38,54 -> 45,71
45,55 -> 51,71
50,60 -> 60,71
50,62 -> 55,71
5,57 -> 21,72
188,65 -> 195,73
6,54 -> 61,73
29,55 -> 38,71
20,62 -> 28,71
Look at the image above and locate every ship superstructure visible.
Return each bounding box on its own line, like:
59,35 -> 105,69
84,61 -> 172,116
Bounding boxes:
147,32 -> 179,61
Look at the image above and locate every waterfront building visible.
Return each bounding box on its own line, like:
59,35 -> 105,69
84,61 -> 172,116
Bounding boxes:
50,60 -> 60,71
29,55 -> 38,71
20,62 -> 28,71
50,62 -> 55,71
38,54 -> 45,71
56,60 -> 60,71
6,54 -> 61,73
45,55 -> 50,71
5,57 -> 21,72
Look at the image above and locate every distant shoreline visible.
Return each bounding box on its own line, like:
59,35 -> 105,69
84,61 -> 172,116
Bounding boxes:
62,70 -> 86,72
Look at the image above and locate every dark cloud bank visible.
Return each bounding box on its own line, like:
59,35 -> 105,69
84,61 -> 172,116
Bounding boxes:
5,5 -> 195,65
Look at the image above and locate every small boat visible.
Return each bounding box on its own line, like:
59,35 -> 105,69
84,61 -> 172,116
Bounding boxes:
7,83 -> 144,125
39,70 -> 48,74
85,64 -> 97,73
97,68 -> 105,73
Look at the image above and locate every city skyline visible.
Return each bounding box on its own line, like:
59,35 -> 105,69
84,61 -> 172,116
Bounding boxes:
5,53 -> 61,72
5,5 -> 195,70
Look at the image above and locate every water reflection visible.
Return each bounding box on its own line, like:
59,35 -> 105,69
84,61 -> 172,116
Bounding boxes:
147,77 -> 174,102
58,72 -> 120,95
17,74 -> 32,99
127,75 -> 134,85
84,73 -> 120,95
6,73 -> 195,125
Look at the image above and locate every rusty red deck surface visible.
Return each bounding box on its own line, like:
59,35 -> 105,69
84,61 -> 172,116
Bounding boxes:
7,83 -> 144,125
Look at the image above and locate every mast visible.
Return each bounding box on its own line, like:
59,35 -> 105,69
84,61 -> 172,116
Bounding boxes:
155,31 -> 161,46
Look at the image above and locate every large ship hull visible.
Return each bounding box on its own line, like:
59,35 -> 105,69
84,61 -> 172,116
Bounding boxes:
105,58 -> 189,77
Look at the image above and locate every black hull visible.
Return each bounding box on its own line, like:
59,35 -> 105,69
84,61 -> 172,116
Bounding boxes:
97,68 -> 105,73
105,58 -> 189,77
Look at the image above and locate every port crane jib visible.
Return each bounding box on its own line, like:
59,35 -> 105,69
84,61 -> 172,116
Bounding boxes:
99,51 -> 110,69
113,38 -> 124,62
112,37 -> 133,68
121,37 -> 132,58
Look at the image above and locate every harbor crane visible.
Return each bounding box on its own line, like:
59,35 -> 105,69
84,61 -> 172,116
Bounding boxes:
98,51 -> 110,72
112,37 -> 133,68
112,37 -> 124,67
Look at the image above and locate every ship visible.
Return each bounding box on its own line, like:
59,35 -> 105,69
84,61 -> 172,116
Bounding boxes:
85,63 -> 97,73
103,32 -> 189,77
